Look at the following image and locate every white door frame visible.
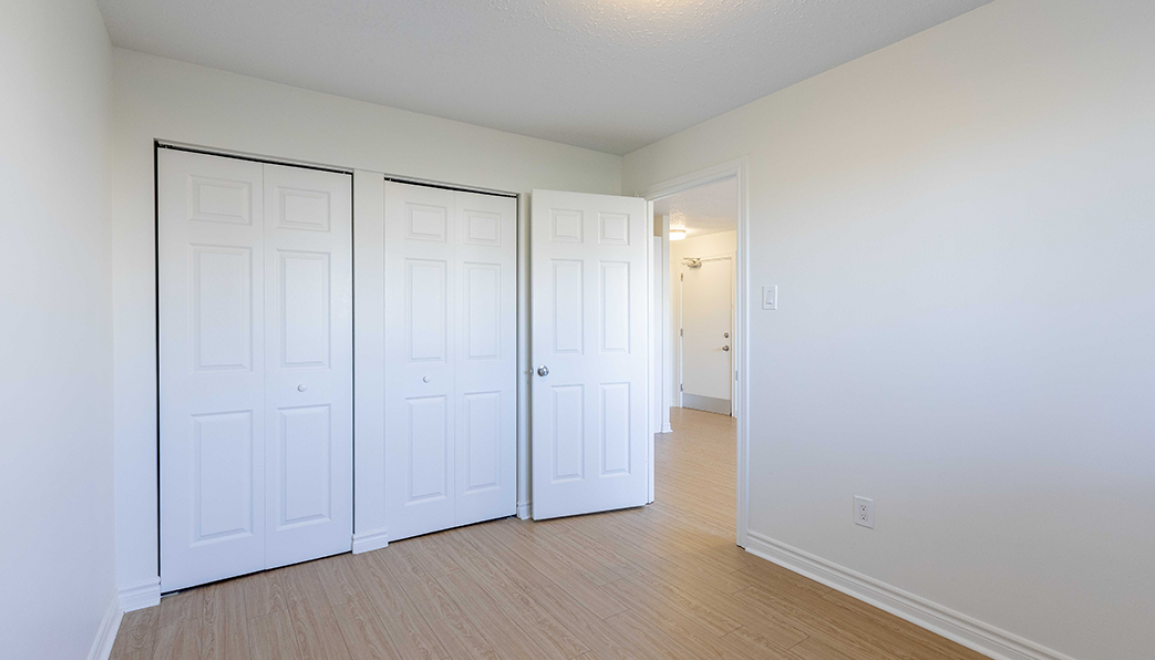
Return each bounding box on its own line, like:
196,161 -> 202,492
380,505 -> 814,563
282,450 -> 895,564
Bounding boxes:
677,254 -> 735,415
641,158 -> 749,548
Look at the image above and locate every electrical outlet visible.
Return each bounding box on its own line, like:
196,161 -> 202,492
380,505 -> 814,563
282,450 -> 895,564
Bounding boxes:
854,496 -> 874,529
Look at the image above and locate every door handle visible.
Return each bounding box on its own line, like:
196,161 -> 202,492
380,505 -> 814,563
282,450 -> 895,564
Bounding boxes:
722,345 -> 730,352
537,366 -> 550,377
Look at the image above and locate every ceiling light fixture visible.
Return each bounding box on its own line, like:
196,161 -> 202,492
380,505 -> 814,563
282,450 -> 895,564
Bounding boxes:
670,228 -> 686,241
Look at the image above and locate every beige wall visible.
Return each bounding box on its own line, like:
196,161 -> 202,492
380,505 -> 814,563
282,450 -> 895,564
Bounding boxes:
0,1 -> 116,658
624,2 -> 1155,659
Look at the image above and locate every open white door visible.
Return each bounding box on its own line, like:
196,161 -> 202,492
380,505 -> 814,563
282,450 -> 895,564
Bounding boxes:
531,190 -> 649,520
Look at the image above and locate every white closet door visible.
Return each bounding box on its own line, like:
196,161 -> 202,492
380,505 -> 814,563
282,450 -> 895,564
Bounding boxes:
530,189 -> 649,520
262,163 -> 353,569
383,182 -> 516,541
159,150 -> 352,592
160,150 -> 267,591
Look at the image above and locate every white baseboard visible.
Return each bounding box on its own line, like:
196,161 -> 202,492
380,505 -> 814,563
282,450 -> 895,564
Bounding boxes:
87,589 -> 122,660
744,531 -> 1078,660
517,501 -> 531,520
118,578 -> 161,612
352,529 -> 390,554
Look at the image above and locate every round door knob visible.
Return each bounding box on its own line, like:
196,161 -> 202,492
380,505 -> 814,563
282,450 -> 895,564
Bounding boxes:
722,345 -> 730,352
422,376 -> 430,383
297,384 -> 308,392
724,332 -> 730,339
537,366 -> 550,377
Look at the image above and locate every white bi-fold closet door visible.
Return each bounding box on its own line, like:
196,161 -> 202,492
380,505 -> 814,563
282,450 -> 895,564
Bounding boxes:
382,181 -> 517,541
158,149 -> 352,592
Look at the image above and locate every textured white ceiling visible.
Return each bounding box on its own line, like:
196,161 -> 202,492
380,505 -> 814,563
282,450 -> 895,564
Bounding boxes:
95,0 -> 991,155
654,176 -> 737,238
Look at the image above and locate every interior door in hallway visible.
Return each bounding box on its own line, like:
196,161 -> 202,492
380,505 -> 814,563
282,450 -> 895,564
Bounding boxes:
159,149 -> 352,591
531,189 -> 649,520
382,181 -> 517,541
679,256 -> 733,415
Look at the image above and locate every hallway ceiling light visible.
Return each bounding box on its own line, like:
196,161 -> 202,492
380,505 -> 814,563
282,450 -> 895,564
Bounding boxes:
670,228 -> 687,241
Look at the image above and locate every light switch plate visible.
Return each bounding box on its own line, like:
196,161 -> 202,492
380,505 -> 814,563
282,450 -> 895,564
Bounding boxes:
762,285 -> 778,310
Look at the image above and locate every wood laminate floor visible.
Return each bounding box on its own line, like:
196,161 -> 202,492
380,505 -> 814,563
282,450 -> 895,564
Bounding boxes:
112,408 -> 987,660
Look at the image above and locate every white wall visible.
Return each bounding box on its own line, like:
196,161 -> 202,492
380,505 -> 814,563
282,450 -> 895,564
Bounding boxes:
0,1 -> 116,658
111,48 -> 623,595
624,2 -> 1155,659
670,231 -> 737,409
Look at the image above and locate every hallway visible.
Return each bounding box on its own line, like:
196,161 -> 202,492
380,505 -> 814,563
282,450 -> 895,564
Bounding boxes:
111,408 -> 985,660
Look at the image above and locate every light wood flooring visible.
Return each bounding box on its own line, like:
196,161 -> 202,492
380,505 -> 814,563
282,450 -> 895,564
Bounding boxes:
112,407 -> 987,660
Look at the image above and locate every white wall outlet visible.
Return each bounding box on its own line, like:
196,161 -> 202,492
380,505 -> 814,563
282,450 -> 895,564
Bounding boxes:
762,285 -> 778,310
854,496 -> 874,528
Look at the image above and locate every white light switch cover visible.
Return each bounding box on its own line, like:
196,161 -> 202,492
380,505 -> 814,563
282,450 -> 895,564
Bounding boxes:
762,285 -> 778,310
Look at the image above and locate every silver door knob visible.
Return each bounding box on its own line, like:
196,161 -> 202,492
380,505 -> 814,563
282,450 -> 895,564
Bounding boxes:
537,366 -> 550,377
297,384 -> 308,392
722,345 -> 730,352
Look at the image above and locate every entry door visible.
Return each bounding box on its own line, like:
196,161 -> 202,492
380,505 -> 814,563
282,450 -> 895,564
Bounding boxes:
680,257 -> 733,415
159,149 -> 352,592
531,189 -> 649,520
383,181 -> 517,541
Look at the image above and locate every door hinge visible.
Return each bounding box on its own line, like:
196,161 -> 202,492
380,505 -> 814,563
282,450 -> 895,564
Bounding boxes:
680,383 -> 683,392
679,328 -> 683,337
680,273 -> 684,281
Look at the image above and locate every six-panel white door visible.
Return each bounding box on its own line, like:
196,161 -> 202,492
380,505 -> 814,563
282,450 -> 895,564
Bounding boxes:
530,189 -> 649,520
159,149 -> 352,591
383,181 -> 517,541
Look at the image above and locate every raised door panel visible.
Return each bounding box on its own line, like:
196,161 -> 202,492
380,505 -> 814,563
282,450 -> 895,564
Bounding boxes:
278,251 -> 331,369
599,261 -> 631,354
275,405 -> 333,529
191,411 -> 257,543
551,385 -> 585,482
407,259 -> 448,362
406,396 -> 450,502
160,149 -> 266,591
191,245 -> 254,372
463,263 -> 500,361
599,383 -> 631,476
552,260 -> 584,354
461,392 -> 501,492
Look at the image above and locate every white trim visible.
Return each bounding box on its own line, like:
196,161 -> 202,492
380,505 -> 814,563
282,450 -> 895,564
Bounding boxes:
744,532 -> 1079,660
517,500 -> 531,520
118,578 -> 161,612
352,529 -> 391,555
87,589 -> 123,660
640,157 -> 750,548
